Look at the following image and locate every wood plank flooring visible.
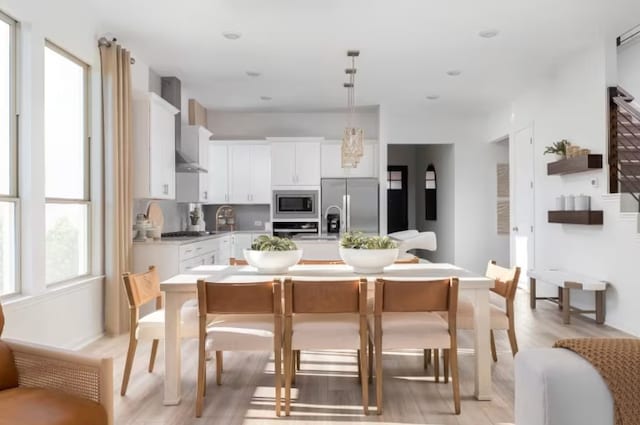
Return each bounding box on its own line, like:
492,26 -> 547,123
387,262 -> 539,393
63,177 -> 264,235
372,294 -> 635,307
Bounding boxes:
83,290 -> 630,425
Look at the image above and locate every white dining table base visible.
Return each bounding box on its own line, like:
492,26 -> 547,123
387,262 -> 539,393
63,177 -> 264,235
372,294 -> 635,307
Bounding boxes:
160,264 -> 493,405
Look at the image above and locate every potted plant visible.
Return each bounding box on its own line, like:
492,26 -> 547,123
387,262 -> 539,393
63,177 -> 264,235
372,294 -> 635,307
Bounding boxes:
339,232 -> 399,273
243,235 -> 303,273
544,139 -> 569,159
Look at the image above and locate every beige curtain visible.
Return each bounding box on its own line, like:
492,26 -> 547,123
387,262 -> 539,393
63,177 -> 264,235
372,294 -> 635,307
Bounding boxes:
100,41 -> 132,335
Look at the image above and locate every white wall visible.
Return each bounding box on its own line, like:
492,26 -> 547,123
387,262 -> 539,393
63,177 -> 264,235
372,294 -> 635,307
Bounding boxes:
490,40 -> 640,336
207,109 -> 379,139
387,145 -> 418,230
0,0 -> 105,348
618,36 -> 640,100
415,144 -> 455,263
379,106 -> 507,274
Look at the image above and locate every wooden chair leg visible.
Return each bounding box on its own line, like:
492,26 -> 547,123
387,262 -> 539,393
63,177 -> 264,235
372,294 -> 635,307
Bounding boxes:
368,339 -> 374,383
357,349 -> 362,383
443,348 -> 449,384
374,334 -> 383,415
507,328 -> 519,356
120,337 -> 137,396
196,336 -> 207,417
433,348 -> 440,383
291,351 -> 297,385
450,345 -> 461,414
284,343 -> 292,416
490,330 -> 498,362
274,347 -> 282,417
359,345 -> 369,415
423,348 -> 431,369
216,351 -> 223,385
295,350 -> 301,370
148,339 -> 159,373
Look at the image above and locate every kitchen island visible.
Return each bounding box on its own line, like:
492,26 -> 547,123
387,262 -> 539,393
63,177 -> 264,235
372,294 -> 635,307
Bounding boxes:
160,263 -> 495,405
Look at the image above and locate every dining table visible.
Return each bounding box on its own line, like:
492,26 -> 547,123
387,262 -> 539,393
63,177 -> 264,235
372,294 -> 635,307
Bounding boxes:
159,262 -> 495,405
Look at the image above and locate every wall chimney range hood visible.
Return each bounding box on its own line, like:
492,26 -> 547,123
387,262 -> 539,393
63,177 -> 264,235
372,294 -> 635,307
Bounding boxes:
161,76 -> 208,173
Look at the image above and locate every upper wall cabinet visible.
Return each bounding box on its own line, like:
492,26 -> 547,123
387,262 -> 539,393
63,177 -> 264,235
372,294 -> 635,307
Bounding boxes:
133,92 -> 179,199
270,139 -> 321,186
176,125 -> 213,203
321,141 -> 378,178
208,142 -> 271,204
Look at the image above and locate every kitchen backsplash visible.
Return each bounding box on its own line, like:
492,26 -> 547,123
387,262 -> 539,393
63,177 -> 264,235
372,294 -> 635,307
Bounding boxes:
203,204 -> 271,232
133,199 -> 190,232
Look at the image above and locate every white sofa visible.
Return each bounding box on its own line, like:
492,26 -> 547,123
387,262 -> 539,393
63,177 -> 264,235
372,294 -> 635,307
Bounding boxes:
515,348 -> 613,425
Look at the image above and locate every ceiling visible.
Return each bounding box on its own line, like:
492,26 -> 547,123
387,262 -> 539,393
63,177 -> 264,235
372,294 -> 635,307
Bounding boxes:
90,0 -> 640,113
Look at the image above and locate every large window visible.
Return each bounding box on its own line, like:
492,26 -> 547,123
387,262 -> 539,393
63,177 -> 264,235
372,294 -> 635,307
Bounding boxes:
0,11 -> 17,296
44,42 -> 90,285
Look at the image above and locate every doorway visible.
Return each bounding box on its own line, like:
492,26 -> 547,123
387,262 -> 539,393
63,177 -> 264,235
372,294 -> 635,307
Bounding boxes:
511,125 -> 535,288
387,165 -> 408,233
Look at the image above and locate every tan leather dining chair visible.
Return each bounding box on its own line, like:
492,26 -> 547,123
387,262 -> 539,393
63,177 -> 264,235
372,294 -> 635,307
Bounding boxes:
229,257 -> 248,266
196,278 -> 283,417
120,266 -> 199,396
456,261 -> 521,360
283,277 -> 369,416
370,277 -> 460,415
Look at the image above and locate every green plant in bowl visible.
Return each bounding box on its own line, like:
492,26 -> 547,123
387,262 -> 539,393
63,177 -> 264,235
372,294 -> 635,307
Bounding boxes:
250,235 -> 298,251
340,232 -> 397,249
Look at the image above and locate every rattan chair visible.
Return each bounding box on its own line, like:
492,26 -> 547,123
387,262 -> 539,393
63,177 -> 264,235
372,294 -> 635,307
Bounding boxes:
283,277 -> 369,416
370,277 -> 460,415
120,265 -> 199,396
196,278 -> 283,417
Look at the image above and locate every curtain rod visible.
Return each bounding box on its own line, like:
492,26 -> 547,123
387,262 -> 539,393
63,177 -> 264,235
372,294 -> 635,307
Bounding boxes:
98,36 -> 136,64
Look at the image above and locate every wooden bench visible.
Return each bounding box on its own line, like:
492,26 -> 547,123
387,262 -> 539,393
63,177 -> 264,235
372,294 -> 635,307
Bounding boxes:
528,270 -> 608,324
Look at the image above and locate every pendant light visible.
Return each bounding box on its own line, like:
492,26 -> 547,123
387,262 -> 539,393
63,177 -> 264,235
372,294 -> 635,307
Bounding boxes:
341,50 -> 364,168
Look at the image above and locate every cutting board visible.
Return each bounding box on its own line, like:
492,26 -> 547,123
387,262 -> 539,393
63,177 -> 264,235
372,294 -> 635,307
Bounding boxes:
146,201 -> 164,233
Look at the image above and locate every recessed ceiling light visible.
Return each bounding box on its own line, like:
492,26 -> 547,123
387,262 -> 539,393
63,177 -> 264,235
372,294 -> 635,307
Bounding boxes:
246,71 -> 261,77
222,32 -> 242,40
260,96 -> 272,101
446,70 -> 462,77
478,29 -> 500,38
426,95 -> 440,100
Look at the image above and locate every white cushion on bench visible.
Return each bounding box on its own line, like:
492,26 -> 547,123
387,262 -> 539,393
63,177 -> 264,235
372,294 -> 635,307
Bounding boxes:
528,269 -> 607,291
515,348 -> 613,425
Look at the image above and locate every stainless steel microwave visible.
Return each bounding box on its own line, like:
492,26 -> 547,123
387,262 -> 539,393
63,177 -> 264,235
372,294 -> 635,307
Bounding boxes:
273,190 -> 318,219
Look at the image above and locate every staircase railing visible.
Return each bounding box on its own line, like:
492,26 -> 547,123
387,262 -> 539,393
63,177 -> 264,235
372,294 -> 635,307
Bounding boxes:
609,86 -> 640,210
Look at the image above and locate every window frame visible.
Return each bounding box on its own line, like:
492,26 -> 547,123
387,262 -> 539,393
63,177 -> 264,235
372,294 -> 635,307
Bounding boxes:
43,40 -> 92,286
0,10 -> 19,298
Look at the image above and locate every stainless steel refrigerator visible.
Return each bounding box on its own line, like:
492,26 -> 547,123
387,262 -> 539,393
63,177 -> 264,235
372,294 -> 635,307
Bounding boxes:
321,178 -> 379,235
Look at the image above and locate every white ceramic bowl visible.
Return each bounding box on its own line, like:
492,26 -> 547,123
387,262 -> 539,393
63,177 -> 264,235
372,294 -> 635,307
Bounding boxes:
243,249 -> 303,274
339,247 -> 399,274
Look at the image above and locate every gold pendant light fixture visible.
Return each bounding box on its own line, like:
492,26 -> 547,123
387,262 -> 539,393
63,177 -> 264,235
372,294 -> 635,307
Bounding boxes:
341,50 -> 364,169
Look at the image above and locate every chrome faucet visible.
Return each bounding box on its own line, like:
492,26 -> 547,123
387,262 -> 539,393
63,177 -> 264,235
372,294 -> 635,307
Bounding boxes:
324,205 -> 343,234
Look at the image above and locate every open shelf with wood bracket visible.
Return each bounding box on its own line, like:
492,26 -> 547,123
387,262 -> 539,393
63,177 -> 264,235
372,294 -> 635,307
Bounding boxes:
548,210 -> 603,225
547,154 -> 603,175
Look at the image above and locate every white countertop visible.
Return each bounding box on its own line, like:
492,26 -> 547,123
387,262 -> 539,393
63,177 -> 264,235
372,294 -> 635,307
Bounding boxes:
132,230 -> 266,246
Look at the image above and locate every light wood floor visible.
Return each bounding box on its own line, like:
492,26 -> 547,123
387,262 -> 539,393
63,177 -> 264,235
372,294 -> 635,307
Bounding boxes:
84,290 -> 629,425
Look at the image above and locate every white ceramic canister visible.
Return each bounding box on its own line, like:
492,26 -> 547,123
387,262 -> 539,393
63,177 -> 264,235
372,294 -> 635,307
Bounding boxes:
555,195 -> 565,211
564,195 -> 575,211
575,194 -> 591,211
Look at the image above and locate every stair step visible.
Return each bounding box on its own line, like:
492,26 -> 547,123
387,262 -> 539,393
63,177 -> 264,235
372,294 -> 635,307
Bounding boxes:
618,150 -> 640,160
621,164 -> 640,174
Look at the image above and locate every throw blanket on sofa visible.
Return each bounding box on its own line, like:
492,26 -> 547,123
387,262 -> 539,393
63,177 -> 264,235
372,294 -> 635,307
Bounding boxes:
554,338 -> 640,425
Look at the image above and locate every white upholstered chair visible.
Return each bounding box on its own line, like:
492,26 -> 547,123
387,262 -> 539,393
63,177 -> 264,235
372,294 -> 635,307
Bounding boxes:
195,278 -> 283,417
283,277 -> 369,416
120,266 -> 200,396
370,277 -> 460,415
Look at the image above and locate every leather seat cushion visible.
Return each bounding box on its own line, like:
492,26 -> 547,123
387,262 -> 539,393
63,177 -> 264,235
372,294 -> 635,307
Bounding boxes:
0,341 -> 18,390
452,299 -> 509,330
369,312 -> 451,350
0,387 -> 107,425
206,314 -> 276,351
293,313 -> 362,350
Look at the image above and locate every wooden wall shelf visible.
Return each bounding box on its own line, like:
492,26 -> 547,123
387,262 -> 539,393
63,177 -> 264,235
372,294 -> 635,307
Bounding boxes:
547,154 -> 603,175
548,210 -> 603,225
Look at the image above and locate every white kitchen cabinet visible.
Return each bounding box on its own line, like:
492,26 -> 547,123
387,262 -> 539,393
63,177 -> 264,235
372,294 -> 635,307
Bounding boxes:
270,141 -> 321,186
231,233 -> 253,258
176,125 -> 213,203
133,92 -> 179,199
208,144 -> 229,203
215,143 -> 271,204
216,235 -> 231,265
321,142 -> 378,178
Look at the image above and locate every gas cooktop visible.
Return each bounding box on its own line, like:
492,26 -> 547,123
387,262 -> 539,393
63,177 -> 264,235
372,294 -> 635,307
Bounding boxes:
161,231 -> 210,238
